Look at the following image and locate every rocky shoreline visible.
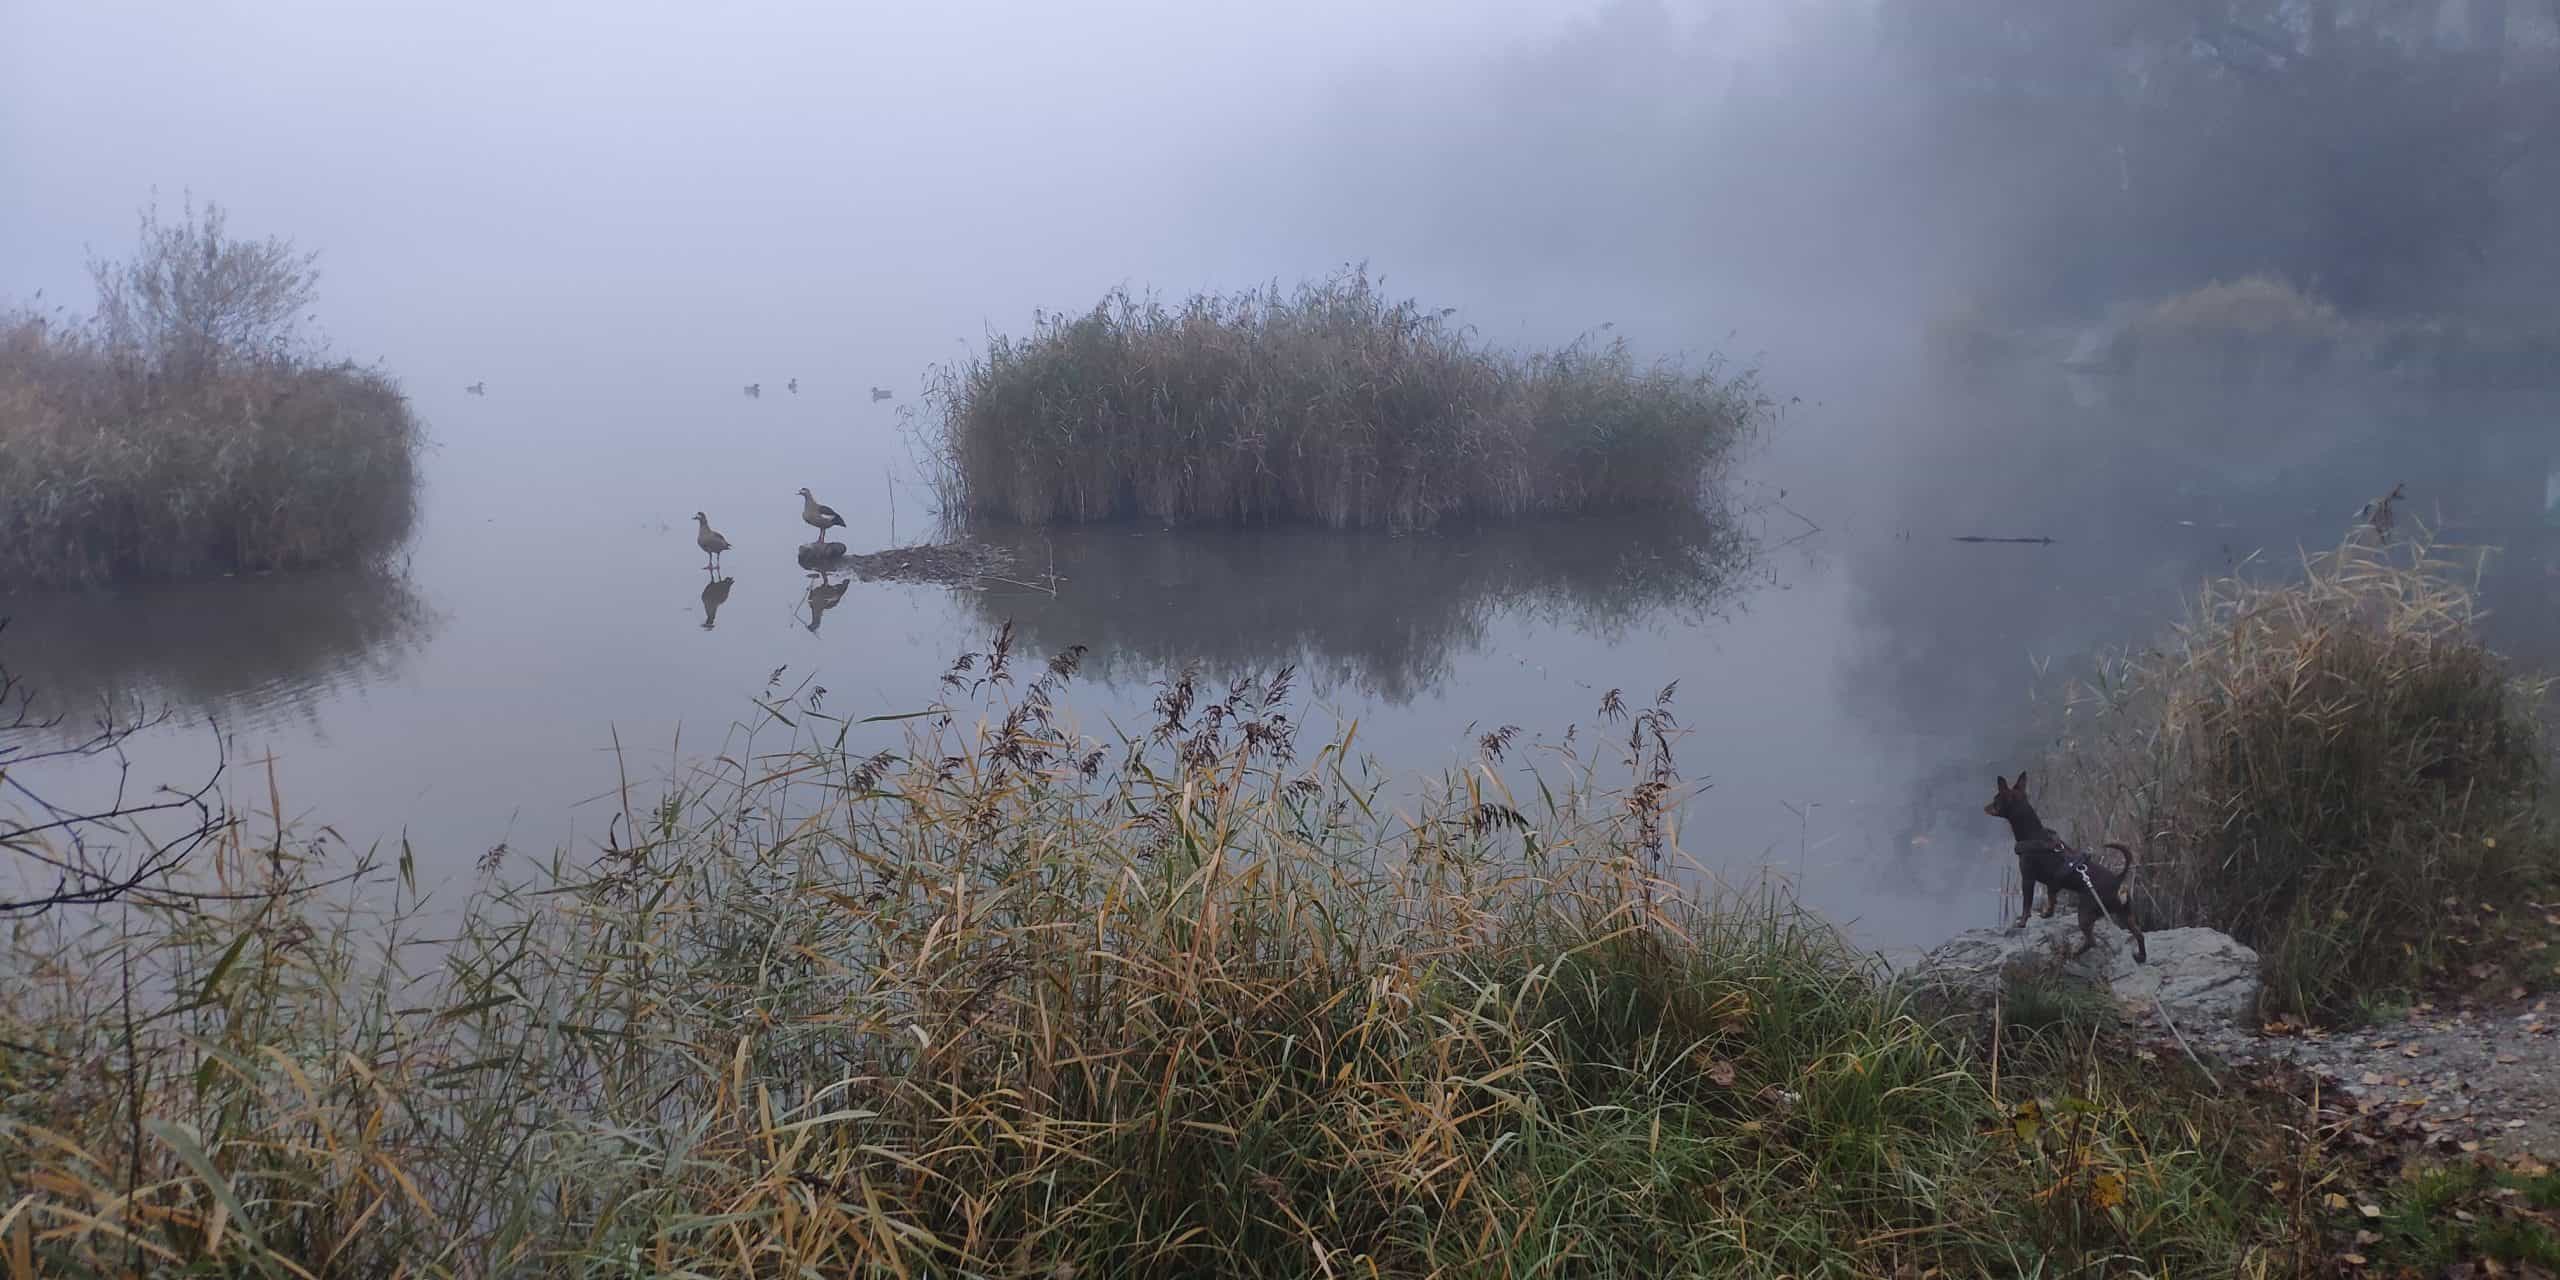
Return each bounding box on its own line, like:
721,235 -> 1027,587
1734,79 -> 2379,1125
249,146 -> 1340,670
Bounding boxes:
1908,918 -> 2560,1159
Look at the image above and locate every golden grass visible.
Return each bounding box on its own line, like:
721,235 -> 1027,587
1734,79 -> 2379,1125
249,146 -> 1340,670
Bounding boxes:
2139,276 -> 2345,344
0,637 -> 2320,1275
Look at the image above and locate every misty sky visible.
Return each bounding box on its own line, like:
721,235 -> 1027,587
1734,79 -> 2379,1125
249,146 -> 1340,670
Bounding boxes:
5,0 -> 1760,381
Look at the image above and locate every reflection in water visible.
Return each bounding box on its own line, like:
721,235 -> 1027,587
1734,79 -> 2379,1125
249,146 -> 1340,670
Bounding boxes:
965,509 -> 1757,703
0,569 -> 435,734
699,575 -> 734,630
803,577 -> 849,633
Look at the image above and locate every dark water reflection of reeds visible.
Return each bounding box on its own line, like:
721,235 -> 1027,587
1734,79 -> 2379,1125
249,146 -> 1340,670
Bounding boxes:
963,507 -> 1763,704
1,569 -> 436,736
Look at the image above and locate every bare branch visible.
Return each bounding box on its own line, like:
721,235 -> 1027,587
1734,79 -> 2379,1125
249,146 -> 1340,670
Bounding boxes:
0,618 -> 230,916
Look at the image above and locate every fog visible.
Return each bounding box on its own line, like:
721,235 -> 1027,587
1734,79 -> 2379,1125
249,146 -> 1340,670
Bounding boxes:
6,0 -> 1625,374
8,0 -> 2560,951
20,0 -> 2552,381
0,3 -> 2083,370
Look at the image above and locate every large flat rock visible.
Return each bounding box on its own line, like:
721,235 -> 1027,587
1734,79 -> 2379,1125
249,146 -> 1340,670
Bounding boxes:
1904,917 -> 2261,1028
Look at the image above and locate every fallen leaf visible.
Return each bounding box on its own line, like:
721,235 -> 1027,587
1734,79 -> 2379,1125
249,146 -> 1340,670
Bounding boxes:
2324,1192 -> 2353,1211
2010,1108 -> 2042,1143
2359,1202 -> 2383,1219
1705,1059 -> 1737,1088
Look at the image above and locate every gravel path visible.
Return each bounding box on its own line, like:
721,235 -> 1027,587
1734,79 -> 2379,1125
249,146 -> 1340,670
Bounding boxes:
2179,997 -> 2560,1157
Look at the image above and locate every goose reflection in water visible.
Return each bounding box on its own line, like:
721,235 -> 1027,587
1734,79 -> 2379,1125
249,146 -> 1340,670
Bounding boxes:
699,575 -> 734,630
803,576 -> 849,633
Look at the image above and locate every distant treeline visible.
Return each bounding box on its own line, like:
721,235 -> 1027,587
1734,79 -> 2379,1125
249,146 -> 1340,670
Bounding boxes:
1880,0 -> 2560,314
1300,0 -> 2560,323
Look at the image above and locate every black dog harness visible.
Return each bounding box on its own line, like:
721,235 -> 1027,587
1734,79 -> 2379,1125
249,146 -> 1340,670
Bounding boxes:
2022,838 -> 2118,927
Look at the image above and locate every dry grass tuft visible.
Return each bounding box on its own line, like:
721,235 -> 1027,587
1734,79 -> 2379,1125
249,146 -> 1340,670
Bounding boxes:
2121,275 -> 2346,387
2139,275 -> 2345,344
928,267 -> 1767,530
2054,523 -> 2554,1019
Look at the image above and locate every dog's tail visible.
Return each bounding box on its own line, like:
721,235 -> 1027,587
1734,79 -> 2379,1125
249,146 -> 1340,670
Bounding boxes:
2103,842 -> 2137,877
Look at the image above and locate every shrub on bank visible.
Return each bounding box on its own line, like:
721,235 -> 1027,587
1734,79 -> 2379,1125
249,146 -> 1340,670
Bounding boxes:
0,201 -> 421,588
2117,274 -> 2344,386
2138,275 -> 2344,347
2056,525 -> 2554,1019
930,268 -> 1766,530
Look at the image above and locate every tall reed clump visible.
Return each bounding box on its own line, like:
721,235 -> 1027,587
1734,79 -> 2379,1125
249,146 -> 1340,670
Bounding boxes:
2123,274 -> 2346,387
0,199 -> 421,589
929,267 -> 1767,530
0,632 -> 2307,1275
2054,524 -> 2553,1020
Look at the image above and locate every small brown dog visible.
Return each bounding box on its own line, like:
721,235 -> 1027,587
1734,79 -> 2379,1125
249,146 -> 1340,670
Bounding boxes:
1983,772 -> 2146,963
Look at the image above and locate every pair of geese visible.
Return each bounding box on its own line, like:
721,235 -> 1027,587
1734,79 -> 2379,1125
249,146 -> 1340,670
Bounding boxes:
692,488 -> 844,568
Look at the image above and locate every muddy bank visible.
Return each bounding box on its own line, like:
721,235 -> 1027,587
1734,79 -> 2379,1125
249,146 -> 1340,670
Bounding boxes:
796,538 -> 1018,585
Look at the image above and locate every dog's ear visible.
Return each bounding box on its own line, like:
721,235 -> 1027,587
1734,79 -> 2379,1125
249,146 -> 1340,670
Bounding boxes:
1994,774 -> 2011,793
2013,771 -> 2029,796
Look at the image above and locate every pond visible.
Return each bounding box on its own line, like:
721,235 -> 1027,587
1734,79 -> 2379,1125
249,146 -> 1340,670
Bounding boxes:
8,357 -> 2557,960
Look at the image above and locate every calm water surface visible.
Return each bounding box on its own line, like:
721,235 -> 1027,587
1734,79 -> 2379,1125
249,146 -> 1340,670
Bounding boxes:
10,360 -> 2558,959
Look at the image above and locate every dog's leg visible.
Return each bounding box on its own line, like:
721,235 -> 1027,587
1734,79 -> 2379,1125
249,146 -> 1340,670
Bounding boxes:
2013,859 -> 2035,930
2072,902 -> 2100,958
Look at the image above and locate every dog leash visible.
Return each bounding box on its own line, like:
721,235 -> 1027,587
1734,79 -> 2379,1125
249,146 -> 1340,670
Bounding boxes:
2071,857 -> 2105,916
2069,849 -> 2222,1091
